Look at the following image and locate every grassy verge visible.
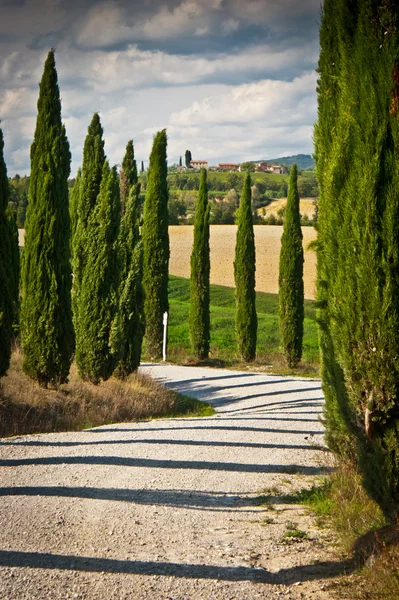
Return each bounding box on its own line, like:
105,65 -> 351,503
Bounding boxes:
163,275 -> 319,376
0,350 -> 214,438
263,462 -> 399,599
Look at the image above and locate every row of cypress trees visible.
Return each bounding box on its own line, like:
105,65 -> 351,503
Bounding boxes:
315,0 -> 399,517
1,49 -> 305,385
188,167 -> 304,366
3,50 -> 169,386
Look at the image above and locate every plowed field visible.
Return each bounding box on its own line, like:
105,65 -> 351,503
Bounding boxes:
169,225 -> 317,300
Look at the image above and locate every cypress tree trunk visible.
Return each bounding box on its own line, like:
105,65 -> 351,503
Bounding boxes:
75,162 -> 121,383
115,141 -> 145,377
0,129 -> 15,376
234,171 -> 257,362
189,168 -> 210,359
142,130 -> 169,360
20,50 -> 73,386
315,0 -> 399,517
278,164 -> 304,368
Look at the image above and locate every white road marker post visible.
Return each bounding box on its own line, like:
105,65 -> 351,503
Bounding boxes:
162,311 -> 168,362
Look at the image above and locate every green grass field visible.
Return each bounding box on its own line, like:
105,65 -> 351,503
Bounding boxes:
165,275 -> 320,376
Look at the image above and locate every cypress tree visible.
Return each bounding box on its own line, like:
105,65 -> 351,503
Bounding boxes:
0,129 -> 15,375
141,161 -> 145,173
72,113 -> 105,314
189,168 -> 210,359
278,164 -> 304,368
120,140 -> 137,214
142,129 -> 169,359
315,0 -> 399,517
115,141 -> 144,377
234,172 -> 257,362
20,50 -> 73,386
75,162 -> 121,383
179,156 -> 182,167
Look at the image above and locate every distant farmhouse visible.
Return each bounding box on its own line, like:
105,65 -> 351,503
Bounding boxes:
255,162 -> 287,174
190,159 -> 209,170
184,158 -> 288,174
218,163 -> 240,172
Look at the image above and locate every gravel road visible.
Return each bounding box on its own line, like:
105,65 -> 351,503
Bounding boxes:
0,364 -> 340,600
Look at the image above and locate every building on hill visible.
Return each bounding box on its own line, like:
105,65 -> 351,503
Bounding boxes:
190,160 -> 209,170
218,163 -> 240,171
268,164 -> 287,174
254,162 -> 269,172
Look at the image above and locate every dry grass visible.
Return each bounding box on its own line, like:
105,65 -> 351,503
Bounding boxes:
169,224 -> 317,299
0,350 -> 213,438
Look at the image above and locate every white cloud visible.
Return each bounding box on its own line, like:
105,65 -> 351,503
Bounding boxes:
170,72 -> 317,126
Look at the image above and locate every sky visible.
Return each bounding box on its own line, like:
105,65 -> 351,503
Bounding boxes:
0,0 -> 321,176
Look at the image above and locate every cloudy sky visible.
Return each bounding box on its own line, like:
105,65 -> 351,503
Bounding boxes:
0,0 -> 321,176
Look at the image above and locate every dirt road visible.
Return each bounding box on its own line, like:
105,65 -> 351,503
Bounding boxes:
0,365 -> 340,600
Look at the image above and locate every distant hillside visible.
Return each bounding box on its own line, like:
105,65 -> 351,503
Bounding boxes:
259,154 -> 315,170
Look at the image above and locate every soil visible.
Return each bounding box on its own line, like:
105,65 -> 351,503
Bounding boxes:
169,225 -> 317,300
0,364 -> 341,599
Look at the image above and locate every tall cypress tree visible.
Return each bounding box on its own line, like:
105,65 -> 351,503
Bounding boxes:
189,168 -> 210,359
0,129 -> 15,376
20,50 -> 73,386
120,140 -> 137,214
278,164 -> 304,368
72,113 -> 105,316
75,162 -> 121,383
315,0 -> 399,517
115,141 -> 144,377
142,129 -> 169,359
234,172 -> 257,362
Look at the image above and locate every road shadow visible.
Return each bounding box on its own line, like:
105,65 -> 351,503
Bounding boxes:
0,550 -> 353,584
0,455 -> 328,475
1,438 -> 321,450
0,486 -> 265,511
86,425 -> 324,436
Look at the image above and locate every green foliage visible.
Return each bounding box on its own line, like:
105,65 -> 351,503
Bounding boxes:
6,207 -> 20,334
0,129 -> 16,375
120,139 -> 137,212
75,162 -> 121,383
278,164 -> 304,368
72,114 -> 105,352
20,50 -> 73,386
234,172 -> 257,361
115,141 -> 144,378
142,129 -> 169,359
69,168 -> 81,250
185,149 -> 192,168
8,174 -> 29,227
189,169 -> 210,359
315,0 -> 399,517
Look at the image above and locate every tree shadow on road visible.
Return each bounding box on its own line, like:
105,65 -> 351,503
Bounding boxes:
0,549 -> 353,585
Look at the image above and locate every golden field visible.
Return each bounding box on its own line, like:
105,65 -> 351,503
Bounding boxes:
18,225 -> 317,300
258,197 -> 316,219
169,225 -> 317,300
